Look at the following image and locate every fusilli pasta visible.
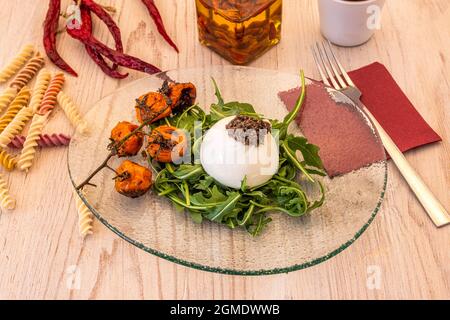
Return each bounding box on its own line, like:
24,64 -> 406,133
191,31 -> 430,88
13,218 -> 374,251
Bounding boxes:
0,44 -> 34,84
8,133 -> 71,149
0,87 -> 18,114
29,68 -> 51,113
17,113 -> 48,172
0,148 -> 17,171
74,190 -> 94,238
57,91 -> 89,135
9,52 -> 45,90
37,72 -> 65,116
0,174 -> 15,210
0,107 -> 33,148
0,86 -> 30,133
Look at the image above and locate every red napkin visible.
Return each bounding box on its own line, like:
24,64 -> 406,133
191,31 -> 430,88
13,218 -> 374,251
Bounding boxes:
278,62 -> 442,177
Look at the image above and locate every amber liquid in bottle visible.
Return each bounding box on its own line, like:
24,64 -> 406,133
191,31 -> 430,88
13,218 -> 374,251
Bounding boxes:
196,0 -> 282,65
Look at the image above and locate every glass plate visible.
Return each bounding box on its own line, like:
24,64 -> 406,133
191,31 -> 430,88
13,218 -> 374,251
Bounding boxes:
68,66 -> 387,275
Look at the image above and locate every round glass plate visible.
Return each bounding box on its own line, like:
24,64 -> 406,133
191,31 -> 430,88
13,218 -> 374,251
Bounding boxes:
68,66 -> 387,275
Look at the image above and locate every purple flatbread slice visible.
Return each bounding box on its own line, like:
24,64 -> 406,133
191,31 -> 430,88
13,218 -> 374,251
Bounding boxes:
279,81 -> 384,177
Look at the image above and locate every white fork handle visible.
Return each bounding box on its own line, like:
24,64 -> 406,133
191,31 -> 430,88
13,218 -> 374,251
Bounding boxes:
362,106 -> 450,227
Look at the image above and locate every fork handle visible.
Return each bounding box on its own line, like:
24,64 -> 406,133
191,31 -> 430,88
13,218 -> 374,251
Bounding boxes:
360,104 -> 450,227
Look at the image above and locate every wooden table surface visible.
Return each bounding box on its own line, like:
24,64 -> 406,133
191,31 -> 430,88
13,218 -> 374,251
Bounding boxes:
0,0 -> 449,300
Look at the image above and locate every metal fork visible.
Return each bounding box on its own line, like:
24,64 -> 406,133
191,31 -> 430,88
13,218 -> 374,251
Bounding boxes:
311,40 -> 450,227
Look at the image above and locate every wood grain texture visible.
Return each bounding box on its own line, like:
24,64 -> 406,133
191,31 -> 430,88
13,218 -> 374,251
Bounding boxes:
0,0 -> 448,300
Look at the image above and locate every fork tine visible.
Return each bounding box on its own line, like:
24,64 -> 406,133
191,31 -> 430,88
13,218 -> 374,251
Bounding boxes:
311,45 -> 331,87
316,42 -> 340,89
326,40 -> 355,87
322,42 -> 347,88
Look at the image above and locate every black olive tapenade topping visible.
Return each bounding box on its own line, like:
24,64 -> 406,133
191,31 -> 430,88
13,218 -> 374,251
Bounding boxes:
226,115 -> 271,146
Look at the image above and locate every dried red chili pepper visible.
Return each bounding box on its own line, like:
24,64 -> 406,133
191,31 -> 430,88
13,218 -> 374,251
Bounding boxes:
81,0 -> 123,70
66,8 -> 162,75
80,5 -> 128,79
141,0 -> 179,53
44,0 -> 78,76
85,45 -> 129,79
85,40 -> 162,74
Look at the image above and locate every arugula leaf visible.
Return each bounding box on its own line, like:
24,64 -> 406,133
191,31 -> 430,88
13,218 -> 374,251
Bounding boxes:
243,190 -> 270,205
210,78 -> 261,121
191,185 -> 228,206
282,70 -> 306,128
182,180 -> 191,205
225,217 -> 237,229
271,70 -> 307,141
304,167 -> 327,177
306,181 -> 326,213
247,214 -> 272,236
286,135 -> 324,170
206,192 -> 242,222
165,193 -> 208,211
240,176 -> 248,192
237,204 -> 255,226
171,164 -> 204,181
175,105 -> 206,131
194,175 -> 215,191
281,140 -> 315,182
225,101 -> 258,114
211,77 -> 224,107
189,211 -> 203,224
276,162 -> 297,180
174,202 -> 186,213
275,186 -> 308,217
210,101 -> 259,123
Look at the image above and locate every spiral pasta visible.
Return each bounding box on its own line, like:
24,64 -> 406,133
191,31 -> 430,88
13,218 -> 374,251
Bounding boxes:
29,68 -> 51,113
0,174 -> 15,210
0,107 -> 33,148
0,148 -> 17,171
0,44 -> 34,84
17,113 -> 48,172
8,133 -> 71,149
9,52 -> 45,90
0,87 -> 18,114
74,190 -> 94,238
0,86 -> 30,133
57,91 -> 89,135
37,72 -> 65,116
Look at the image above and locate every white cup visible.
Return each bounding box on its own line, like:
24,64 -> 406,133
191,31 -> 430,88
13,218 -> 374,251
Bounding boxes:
318,0 -> 386,47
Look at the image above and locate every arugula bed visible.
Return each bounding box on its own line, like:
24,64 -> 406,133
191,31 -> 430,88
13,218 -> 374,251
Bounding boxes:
150,72 -> 326,236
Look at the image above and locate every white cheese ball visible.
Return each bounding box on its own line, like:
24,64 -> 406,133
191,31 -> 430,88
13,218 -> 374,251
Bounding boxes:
200,116 -> 279,189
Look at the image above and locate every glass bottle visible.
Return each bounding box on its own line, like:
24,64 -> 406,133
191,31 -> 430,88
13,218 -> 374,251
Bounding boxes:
196,0 -> 282,65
